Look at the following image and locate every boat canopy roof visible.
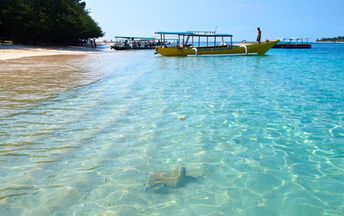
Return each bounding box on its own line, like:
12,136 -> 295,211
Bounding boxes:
279,37 -> 310,41
155,31 -> 233,37
114,36 -> 156,41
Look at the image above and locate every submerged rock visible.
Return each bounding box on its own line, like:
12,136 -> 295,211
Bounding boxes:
148,166 -> 187,189
146,166 -> 203,193
178,116 -> 186,122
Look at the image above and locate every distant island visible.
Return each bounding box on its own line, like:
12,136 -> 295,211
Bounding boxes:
316,36 -> 344,43
0,0 -> 103,45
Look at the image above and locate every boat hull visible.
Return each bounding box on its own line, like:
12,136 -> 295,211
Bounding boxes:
272,44 -> 312,49
155,40 -> 279,56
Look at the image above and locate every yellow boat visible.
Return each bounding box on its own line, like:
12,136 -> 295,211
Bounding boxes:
154,31 -> 279,57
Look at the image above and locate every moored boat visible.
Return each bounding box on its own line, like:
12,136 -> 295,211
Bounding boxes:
111,36 -> 159,50
154,31 -> 279,57
273,38 -> 312,49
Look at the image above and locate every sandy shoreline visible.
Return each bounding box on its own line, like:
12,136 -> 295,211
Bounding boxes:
0,44 -> 104,60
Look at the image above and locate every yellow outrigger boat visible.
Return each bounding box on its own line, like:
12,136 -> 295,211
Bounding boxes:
154,31 -> 279,57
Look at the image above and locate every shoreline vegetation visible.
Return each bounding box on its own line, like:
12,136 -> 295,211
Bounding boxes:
0,0 -> 103,46
316,36 -> 344,43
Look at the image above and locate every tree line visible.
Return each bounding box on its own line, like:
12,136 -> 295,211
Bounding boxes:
0,0 -> 104,45
316,36 -> 344,42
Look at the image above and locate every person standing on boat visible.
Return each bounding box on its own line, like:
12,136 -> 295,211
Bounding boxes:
257,27 -> 262,43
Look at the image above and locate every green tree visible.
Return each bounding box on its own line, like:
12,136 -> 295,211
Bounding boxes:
0,0 -> 104,45
317,36 -> 344,42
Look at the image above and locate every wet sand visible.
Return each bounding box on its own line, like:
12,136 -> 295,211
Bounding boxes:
0,44 -> 112,117
0,54 -> 105,117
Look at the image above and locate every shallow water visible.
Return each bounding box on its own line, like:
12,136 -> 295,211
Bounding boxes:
0,44 -> 344,215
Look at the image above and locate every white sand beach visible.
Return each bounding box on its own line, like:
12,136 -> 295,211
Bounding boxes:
0,44 -> 102,60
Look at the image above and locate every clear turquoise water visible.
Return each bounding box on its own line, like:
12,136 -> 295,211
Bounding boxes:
0,44 -> 344,215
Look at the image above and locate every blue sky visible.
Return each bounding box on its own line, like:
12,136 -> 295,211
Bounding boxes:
84,0 -> 344,41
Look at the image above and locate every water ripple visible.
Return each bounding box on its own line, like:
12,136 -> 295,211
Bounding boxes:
1,47 -> 344,215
